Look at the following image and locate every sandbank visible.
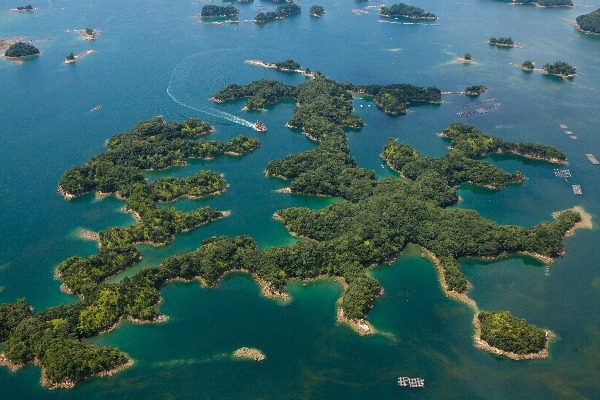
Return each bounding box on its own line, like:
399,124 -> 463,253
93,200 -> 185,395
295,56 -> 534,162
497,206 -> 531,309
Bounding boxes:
452,57 -> 476,64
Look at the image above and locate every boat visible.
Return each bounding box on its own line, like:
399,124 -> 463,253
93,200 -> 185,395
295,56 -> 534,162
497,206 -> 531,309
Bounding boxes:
90,105 -> 102,111
254,121 -> 267,132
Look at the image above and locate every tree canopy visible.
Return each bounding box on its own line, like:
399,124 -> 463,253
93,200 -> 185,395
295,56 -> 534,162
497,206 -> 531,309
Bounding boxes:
576,8 -> 600,34
4,42 -> 39,57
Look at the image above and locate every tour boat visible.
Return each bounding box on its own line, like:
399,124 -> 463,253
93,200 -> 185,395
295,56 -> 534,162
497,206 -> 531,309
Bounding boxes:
254,121 -> 267,132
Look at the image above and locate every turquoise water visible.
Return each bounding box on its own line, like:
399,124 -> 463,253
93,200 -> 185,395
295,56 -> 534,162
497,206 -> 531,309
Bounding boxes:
1,0 -> 600,398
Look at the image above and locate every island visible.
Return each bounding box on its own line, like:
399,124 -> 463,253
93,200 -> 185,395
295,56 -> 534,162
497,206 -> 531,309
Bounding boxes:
380,3 -> 438,20
255,4 -> 300,24
542,61 -> 576,78
453,52 -> 475,64
487,37 -> 515,47
475,311 -> 550,360
78,28 -> 97,40
3,42 -> 39,58
64,50 -> 94,64
309,5 -> 325,17
200,5 -> 239,19
464,85 -> 487,96
11,5 -> 34,12
575,8 -> 600,34
0,74 -> 591,389
520,60 -> 535,71
232,347 -> 266,361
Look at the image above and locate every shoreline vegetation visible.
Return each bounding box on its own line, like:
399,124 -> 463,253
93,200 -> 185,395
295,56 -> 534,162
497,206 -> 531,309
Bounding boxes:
0,73 -> 591,388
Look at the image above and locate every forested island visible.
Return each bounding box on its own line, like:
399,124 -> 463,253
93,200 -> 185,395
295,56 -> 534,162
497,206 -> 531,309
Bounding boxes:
309,5 -> 325,17
380,3 -> 438,20
487,37 -> 515,47
542,61 -> 576,78
476,311 -> 548,358
0,72 -> 589,388
200,5 -> 239,18
255,4 -> 300,24
3,42 -> 39,58
12,5 -> 34,11
464,85 -> 487,95
575,8 -> 600,34
212,75 -> 441,127
520,60 -> 535,71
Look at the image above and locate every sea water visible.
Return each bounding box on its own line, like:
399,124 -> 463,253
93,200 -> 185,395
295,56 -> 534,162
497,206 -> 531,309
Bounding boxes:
1,0 -> 600,398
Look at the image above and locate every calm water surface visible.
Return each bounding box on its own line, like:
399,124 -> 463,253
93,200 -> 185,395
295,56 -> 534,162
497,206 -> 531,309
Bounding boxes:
1,0 -> 600,398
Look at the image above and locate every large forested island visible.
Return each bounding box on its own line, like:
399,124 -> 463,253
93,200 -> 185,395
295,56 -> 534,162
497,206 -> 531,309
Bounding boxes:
542,61 -> 576,78
3,41 -> 39,58
0,71 -> 589,387
380,3 -> 438,20
200,5 -> 239,18
255,4 -> 301,24
576,8 -> 600,34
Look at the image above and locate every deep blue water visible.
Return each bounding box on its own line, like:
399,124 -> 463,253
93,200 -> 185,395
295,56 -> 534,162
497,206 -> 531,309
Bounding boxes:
1,0 -> 600,398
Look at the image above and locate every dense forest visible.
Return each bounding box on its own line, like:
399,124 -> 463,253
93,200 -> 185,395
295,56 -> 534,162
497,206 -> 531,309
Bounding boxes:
255,4 -> 301,23
478,311 -> 547,354
213,76 -> 442,124
4,42 -> 39,57
200,5 -> 239,18
488,37 -> 514,46
380,3 -> 438,19
0,83 -> 582,386
542,61 -> 576,77
576,8 -> 600,34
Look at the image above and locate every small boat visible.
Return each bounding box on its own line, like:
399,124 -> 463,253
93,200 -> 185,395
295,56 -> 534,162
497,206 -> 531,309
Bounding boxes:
254,121 -> 267,132
90,105 -> 102,112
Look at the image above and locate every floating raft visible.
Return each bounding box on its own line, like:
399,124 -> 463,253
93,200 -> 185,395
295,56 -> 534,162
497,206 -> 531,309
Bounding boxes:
573,185 -> 582,195
554,169 -> 571,179
398,376 -> 425,388
585,154 -> 599,165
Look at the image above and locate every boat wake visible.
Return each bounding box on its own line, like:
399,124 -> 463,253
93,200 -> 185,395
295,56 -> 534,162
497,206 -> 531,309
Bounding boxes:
166,52 -> 254,129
